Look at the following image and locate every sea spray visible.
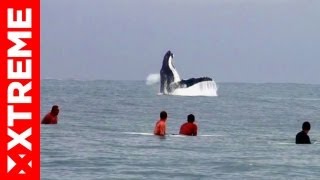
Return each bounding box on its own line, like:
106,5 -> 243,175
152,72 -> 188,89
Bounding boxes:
146,73 -> 160,85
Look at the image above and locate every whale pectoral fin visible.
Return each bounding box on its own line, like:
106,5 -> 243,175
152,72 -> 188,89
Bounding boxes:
180,77 -> 212,88
180,78 -> 197,87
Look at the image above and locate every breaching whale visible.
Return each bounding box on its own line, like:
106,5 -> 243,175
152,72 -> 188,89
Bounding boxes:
160,50 -> 217,96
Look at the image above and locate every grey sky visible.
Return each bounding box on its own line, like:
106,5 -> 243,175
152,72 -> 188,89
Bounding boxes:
42,0 -> 320,84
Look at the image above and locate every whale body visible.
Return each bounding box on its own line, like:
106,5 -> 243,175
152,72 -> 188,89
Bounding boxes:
160,50 -> 217,96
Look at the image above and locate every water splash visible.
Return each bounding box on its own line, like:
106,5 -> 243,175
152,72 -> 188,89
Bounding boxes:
146,73 -> 160,85
146,74 -> 218,96
171,80 -> 218,97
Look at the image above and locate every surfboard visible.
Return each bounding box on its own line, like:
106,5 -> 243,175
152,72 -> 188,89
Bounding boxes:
123,132 -> 185,137
122,132 -> 222,137
123,132 -> 154,136
273,142 -> 296,145
198,134 -> 224,137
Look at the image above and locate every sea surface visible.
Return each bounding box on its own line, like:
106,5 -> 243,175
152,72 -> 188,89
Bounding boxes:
41,80 -> 320,180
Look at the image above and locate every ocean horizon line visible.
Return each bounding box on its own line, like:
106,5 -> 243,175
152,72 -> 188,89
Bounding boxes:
40,78 -> 320,86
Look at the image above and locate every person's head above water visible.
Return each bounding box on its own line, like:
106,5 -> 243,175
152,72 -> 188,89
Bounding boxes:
187,114 -> 195,123
302,121 -> 311,132
160,111 -> 167,120
51,105 -> 59,116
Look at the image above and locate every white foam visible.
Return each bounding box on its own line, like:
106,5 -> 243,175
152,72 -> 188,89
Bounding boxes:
170,81 -> 218,97
146,73 -> 160,85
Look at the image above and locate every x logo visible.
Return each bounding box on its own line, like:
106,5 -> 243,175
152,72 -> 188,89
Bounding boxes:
7,153 -> 32,174
8,128 -> 32,151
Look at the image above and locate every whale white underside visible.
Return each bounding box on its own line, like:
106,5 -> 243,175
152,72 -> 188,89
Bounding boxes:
160,80 -> 218,97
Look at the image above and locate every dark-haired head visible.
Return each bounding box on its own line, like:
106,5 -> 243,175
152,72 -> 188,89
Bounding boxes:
302,121 -> 311,131
160,111 -> 167,120
51,105 -> 59,116
51,105 -> 58,110
187,114 -> 195,123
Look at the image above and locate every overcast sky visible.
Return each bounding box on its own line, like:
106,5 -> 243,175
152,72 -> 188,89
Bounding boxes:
41,0 -> 320,83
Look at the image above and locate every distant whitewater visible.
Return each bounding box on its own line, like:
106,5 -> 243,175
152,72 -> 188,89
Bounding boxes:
146,73 -> 218,96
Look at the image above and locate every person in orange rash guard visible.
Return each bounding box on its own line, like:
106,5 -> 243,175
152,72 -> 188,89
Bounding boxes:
41,105 -> 60,124
179,114 -> 197,136
154,111 -> 167,136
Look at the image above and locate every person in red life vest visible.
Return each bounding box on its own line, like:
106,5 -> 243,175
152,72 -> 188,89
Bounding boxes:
154,111 -> 167,136
41,105 -> 60,124
179,114 -> 197,136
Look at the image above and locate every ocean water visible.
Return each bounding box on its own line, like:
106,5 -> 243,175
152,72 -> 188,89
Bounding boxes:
41,80 -> 320,180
